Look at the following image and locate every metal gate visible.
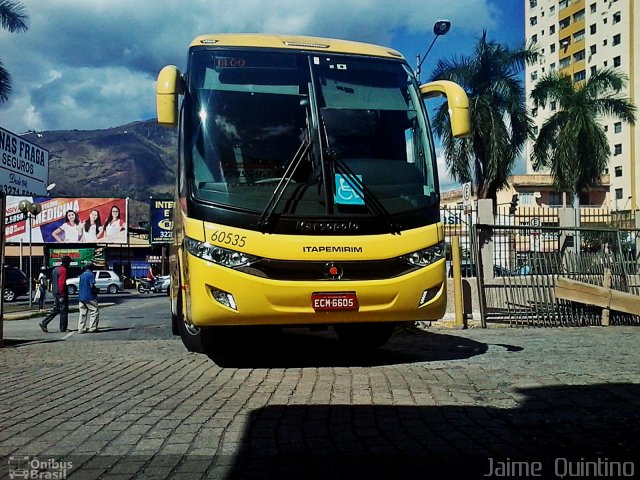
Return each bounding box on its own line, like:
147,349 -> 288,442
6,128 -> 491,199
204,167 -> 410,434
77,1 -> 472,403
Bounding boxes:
474,221 -> 640,327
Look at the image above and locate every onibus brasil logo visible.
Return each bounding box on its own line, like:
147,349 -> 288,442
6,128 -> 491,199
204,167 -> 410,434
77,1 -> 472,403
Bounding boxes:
8,456 -> 72,479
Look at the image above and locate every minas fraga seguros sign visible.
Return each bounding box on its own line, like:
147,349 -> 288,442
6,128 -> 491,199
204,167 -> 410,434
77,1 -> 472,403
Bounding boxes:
0,126 -> 49,196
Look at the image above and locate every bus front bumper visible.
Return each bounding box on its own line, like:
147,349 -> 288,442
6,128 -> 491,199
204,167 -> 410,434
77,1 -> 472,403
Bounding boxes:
184,257 -> 446,327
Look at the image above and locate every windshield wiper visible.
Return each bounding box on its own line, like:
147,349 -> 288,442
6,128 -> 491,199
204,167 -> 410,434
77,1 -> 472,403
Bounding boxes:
257,139 -> 312,232
332,156 -> 402,234
318,117 -> 401,234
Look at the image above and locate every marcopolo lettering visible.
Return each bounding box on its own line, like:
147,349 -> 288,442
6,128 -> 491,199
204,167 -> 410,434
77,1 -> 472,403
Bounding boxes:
296,221 -> 360,233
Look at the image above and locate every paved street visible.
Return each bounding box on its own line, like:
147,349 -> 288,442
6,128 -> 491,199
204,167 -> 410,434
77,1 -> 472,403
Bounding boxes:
1,295 -> 639,479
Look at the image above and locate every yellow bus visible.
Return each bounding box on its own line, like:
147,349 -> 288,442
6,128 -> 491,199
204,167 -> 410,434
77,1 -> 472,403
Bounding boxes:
156,33 -> 469,352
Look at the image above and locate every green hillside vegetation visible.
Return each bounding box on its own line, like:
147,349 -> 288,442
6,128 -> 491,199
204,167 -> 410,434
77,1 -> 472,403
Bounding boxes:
21,120 -> 176,226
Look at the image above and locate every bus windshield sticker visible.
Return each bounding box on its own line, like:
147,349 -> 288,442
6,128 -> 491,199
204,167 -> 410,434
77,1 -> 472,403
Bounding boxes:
334,174 -> 364,205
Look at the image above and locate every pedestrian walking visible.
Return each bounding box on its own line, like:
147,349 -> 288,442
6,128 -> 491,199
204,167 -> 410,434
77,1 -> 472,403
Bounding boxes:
39,256 -> 71,333
35,266 -> 48,311
77,262 -> 99,334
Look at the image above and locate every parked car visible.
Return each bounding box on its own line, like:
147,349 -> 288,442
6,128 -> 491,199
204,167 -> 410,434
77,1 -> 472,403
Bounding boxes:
154,275 -> 170,295
493,265 -> 511,277
447,260 -> 476,278
447,261 -> 513,278
2,265 -> 29,302
66,269 -> 124,295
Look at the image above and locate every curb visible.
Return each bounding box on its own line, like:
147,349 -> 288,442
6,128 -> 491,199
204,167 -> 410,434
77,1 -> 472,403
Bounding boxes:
417,311 -> 512,330
3,302 -> 116,321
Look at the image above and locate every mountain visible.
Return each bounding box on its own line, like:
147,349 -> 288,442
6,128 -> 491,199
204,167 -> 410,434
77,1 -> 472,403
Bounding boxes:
21,120 -> 176,226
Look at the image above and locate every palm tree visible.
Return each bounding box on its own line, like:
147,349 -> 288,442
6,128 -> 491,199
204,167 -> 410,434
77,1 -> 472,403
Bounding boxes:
429,31 -> 537,203
0,0 -> 29,103
531,68 -> 636,205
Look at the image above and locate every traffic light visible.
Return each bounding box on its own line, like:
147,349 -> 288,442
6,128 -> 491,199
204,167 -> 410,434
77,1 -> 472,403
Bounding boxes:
509,194 -> 519,215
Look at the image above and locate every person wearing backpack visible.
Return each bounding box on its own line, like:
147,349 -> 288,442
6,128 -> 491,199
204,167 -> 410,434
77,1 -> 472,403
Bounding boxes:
35,266 -> 48,311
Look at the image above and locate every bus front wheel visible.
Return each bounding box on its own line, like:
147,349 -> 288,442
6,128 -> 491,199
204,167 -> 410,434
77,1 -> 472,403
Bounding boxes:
333,322 -> 396,350
176,289 -> 212,353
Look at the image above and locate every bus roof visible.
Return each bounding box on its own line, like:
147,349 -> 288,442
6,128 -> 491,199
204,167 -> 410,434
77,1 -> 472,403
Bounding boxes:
190,33 -> 405,60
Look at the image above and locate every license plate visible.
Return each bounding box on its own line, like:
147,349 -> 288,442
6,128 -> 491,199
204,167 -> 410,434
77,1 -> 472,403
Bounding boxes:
311,292 -> 359,312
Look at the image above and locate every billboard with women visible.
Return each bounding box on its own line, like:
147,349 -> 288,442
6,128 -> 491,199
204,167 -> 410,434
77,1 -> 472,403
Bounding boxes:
4,196 -> 128,245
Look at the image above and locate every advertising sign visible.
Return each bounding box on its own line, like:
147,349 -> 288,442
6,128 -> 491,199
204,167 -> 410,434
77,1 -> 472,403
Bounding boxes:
149,197 -> 174,244
49,247 -> 105,267
0,126 -> 49,196
4,196 -> 128,245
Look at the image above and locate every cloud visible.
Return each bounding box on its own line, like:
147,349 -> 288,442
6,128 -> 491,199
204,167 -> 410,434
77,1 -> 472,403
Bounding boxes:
28,66 -> 155,131
436,150 -> 461,192
0,0 -> 498,133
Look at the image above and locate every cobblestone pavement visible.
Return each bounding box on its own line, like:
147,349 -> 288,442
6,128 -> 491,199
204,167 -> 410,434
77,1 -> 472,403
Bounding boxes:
1,325 -> 639,479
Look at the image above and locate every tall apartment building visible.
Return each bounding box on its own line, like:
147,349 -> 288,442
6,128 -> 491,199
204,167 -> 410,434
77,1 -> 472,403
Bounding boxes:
524,0 -> 638,211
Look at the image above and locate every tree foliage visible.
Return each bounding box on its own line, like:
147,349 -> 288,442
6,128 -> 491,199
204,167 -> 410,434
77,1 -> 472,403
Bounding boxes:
429,31 -> 536,201
0,0 -> 29,103
531,68 -> 636,196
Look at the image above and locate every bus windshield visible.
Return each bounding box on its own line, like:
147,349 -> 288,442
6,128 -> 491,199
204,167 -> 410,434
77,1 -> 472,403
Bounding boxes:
187,49 -> 438,221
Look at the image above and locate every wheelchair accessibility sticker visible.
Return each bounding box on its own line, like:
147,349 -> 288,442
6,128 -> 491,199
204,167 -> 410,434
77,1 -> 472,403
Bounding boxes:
334,174 -> 365,205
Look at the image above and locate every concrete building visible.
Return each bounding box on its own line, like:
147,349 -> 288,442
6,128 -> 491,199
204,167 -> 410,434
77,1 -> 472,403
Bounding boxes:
524,0 -> 638,211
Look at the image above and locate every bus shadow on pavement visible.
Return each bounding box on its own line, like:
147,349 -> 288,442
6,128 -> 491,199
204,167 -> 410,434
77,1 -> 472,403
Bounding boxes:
2,338 -> 65,348
205,328 -> 493,368
222,383 -> 640,480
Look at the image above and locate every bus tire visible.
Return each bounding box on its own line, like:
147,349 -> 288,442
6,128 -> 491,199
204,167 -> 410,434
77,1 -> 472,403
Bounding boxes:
175,287 -> 211,353
171,315 -> 179,336
170,288 -> 179,336
178,321 -> 211,353
334,322 -> 396,350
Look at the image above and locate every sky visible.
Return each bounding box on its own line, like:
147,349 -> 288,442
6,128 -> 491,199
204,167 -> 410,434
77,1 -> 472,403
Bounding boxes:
0,0 -> 524,189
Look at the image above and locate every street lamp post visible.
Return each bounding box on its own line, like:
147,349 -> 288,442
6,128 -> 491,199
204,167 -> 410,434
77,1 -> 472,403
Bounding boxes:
18,200 -> 42,309
415,20 -> 452,81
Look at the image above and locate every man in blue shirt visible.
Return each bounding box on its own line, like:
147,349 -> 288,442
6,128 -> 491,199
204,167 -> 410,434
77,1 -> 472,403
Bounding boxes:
77,262 -> 99,333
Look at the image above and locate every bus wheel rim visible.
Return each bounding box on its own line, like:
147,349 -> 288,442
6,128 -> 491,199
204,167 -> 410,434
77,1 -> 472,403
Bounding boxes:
184,319 -> 200,336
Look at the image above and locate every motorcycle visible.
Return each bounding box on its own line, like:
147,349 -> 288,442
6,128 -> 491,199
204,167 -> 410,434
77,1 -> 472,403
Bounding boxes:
136,277 -> 154,293
137,275 -> 170,295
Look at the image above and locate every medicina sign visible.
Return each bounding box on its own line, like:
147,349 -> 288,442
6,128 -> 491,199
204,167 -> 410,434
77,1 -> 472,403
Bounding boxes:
4,196 -> 128,245
0,126 -> 49,196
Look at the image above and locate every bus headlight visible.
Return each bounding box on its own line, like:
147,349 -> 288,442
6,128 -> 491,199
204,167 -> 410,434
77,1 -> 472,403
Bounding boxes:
401,243 -> 445,267
184,237 -> 258,268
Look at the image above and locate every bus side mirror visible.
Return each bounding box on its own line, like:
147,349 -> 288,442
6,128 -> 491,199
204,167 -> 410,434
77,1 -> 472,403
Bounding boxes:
156,65 -> 183,127
420,80 -> 470,138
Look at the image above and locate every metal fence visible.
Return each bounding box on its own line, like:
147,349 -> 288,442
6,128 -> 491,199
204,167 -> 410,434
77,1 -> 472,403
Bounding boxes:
441,205 -> 474,259
492,206 -> 639,274
475,222 -> 640,327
